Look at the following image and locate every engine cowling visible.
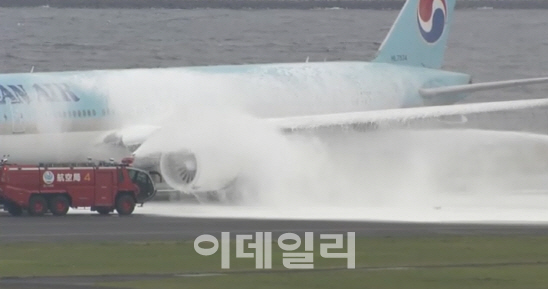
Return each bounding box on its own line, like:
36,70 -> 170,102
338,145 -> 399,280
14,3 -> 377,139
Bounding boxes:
159,148 -> 240,192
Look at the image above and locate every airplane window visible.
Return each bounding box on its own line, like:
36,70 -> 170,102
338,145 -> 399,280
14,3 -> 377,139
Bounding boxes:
87,110 -> 91,117
92,110 -> 96,116
77,110 -> 81,118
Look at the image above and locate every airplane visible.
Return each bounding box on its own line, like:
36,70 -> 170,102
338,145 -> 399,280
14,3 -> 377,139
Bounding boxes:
1,0 -> 548,198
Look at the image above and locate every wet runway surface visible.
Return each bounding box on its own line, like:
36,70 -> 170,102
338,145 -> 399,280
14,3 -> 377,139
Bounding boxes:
3,211 -> 548,243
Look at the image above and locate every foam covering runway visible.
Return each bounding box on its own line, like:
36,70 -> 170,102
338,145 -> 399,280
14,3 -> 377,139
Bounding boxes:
4,129 -> 548,243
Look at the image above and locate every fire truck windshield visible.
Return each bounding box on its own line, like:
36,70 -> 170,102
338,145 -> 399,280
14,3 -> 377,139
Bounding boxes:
127,168 -> 156,203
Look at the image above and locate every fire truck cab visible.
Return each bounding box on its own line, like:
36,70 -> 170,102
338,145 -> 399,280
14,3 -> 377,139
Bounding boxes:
0,160 -> 156,216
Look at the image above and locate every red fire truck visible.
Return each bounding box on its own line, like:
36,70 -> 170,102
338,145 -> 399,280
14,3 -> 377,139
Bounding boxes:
0,160 -> 156,216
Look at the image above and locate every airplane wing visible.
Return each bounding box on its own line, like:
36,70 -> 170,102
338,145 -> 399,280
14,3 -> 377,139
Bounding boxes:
99,98 -> 548,149
419,77 -> 548,98
101,124 -> 160,151
268,98 -> 548,131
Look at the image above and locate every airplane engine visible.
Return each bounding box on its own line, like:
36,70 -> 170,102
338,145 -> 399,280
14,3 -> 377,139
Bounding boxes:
159,148 -> 240,192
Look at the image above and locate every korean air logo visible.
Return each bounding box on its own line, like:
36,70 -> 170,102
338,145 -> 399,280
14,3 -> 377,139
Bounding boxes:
417,0 -> 447,44
43,171 -> 55,185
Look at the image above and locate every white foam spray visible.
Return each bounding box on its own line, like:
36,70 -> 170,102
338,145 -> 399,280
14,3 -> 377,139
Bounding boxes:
129,124 -> 548,224
94,69 -> 548,224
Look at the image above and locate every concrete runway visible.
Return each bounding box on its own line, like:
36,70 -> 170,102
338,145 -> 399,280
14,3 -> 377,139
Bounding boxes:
3,210 -> 548,243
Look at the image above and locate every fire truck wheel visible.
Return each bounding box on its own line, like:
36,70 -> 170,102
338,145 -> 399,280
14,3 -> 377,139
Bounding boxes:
115,195 -> 135,216
6,203 -> 23,216
49,196 -> 70,216
28,195 -> 48,216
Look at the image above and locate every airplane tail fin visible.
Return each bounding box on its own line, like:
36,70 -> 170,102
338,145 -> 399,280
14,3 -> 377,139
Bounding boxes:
372,0 -> 456,69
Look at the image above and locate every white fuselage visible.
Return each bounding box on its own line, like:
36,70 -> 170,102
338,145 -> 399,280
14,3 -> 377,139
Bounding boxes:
0,61 -> 470,163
